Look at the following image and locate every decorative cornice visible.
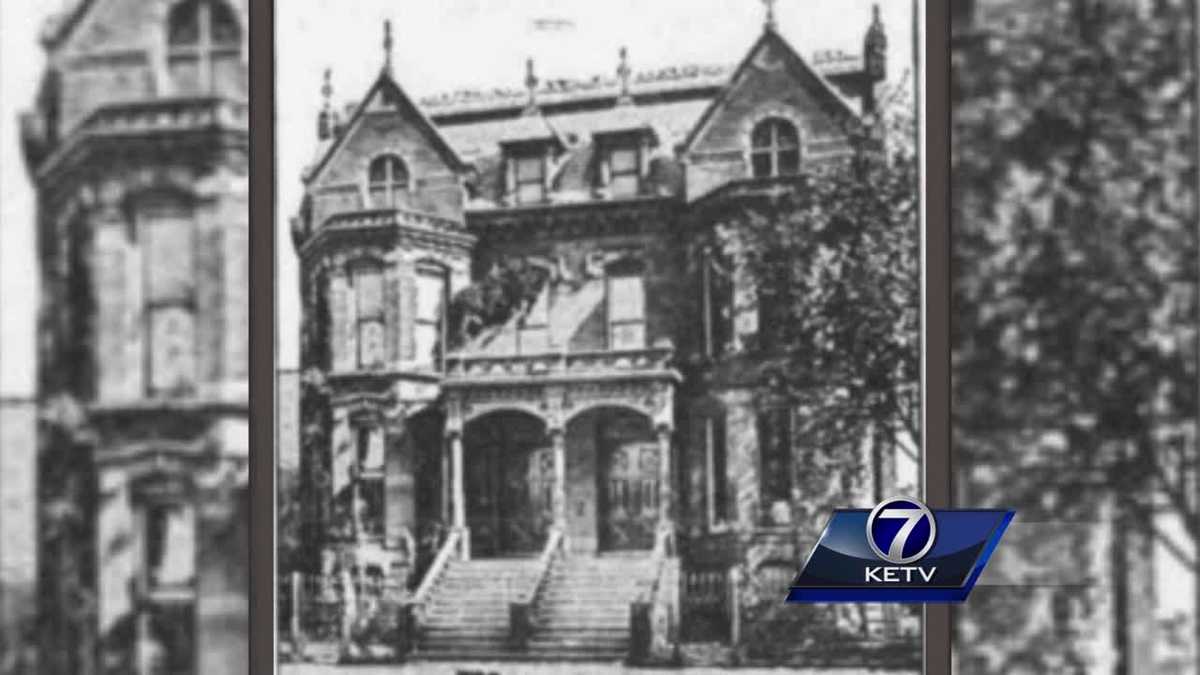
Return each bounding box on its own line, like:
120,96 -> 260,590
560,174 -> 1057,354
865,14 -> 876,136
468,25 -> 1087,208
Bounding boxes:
444,346 -> 681,388
299,207 -> 474,261
33,97 -> 249,182
466,196 -> 677,242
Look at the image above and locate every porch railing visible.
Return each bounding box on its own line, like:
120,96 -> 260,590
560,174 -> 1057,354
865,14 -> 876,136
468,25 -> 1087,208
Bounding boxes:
509,527 -> 564,649
401,526 -> 467,655
629,525 -> 680,664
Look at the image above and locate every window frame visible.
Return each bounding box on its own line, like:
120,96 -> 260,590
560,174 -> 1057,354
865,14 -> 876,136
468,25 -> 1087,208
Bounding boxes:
749,117 -> 801,179
605,260 -> 647,351
367,154 -> 410,209
414,261 -> 450,371
512,152 -> 547,205
167,0 -> 242,95
139,199 -> 197,398
606,144 -> 642,198
350,261 -> 386,370
757,404 -> 794,509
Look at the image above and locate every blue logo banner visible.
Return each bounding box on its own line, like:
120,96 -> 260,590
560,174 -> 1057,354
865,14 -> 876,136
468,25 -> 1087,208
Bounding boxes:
785,498 -> 1014,603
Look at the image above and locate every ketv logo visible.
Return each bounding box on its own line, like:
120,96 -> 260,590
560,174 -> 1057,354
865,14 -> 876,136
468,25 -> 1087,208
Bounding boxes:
786,498 -> 1013,603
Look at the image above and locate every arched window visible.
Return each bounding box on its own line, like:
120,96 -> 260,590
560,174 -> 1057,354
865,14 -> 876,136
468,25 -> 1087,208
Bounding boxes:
168,0 -> 242,95
750,118 -> 800,178
368,155 -> 409,208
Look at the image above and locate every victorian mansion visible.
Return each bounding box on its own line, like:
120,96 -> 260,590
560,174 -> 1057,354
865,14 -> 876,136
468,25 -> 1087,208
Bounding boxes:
289,6 -> 910,662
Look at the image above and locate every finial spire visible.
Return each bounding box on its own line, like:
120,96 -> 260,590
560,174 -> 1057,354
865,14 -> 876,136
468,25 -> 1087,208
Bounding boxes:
317,68 -> 334,141
524,57 -> 539,114
617,47 -> 633,104
763,0 -> 777,31
383,19 -> 394,74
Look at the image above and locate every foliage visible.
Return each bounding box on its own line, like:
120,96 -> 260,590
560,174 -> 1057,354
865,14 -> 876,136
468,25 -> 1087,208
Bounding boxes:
715,115 -> 921,488
952,0 -> 1198,670
446,257 -> 551,350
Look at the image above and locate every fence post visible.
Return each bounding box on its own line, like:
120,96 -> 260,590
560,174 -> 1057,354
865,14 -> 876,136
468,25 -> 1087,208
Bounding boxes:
728,566 -> 741,647
291,571 -> 305,660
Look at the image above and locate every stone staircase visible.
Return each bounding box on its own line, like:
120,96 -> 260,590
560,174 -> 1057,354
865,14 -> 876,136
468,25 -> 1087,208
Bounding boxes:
416,556 -> 540,659
526,552 -> 658,660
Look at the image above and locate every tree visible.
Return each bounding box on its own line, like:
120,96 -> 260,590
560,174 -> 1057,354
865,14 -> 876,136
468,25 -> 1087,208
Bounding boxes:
952,0 -> 1198,671
713,93 -> 921,506
710,93 -> 921,662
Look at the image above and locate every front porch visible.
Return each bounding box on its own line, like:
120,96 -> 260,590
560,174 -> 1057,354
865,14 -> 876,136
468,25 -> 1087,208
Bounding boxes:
441,345 -> 681,559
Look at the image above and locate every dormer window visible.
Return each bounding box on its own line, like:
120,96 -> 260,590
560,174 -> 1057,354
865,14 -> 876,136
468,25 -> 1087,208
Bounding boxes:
607,146 -> 641,198
513,154 -> 546,205
168,0 -> 242,96
501,128 -> 562,206
368,154 -> 409,208
750,118 -> 800,178
595,127 -> 655,199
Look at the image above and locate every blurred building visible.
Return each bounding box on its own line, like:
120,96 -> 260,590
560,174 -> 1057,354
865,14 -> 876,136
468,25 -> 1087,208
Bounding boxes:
951,1 -> 1162,673
17,0 -> 249,673
288,7 -> 912,664
278,369 -> 301,471
0,397 -> 37,671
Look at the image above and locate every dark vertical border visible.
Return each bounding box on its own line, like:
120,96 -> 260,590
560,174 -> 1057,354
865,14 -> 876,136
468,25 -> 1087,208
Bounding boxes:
922,0 -> 951,674
248,0 -> 276,673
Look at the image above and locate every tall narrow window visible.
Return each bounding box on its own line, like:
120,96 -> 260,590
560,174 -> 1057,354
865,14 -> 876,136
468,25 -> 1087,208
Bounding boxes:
367,155 -> 409,209
414,262 -> 449,369
757,250 -> 792,352
606,260 -> 646,350
514,155 -> 546,204
168,0 -> 242,96
701,247 -> 734,357
750,118 -> 800,178
608,146 -> 641,198
352,263 -> 385,369
757,407 -> 793,507
704,414 -> 730,527
139,499 -> 196,673
355,426 -> 385,540
142,201 -> 196,397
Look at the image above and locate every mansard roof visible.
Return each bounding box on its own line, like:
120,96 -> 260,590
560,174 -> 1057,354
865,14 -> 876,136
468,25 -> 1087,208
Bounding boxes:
311,28 -> 873,208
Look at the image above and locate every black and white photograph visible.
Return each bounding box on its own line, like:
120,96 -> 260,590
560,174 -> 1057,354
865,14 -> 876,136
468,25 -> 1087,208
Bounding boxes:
275,0 -> 923,672
1,1 -> 250,673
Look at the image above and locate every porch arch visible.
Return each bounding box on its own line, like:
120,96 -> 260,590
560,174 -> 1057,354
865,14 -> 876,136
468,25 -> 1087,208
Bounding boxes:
461,410 -> 553,556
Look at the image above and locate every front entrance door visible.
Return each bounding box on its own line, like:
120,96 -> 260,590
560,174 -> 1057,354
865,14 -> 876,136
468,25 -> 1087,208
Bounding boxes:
598,440 -> 659,551
465,436 -> 554,557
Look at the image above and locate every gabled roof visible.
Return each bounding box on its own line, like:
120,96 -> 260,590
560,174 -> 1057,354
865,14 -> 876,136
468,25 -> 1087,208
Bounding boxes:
679,26 -> 862,155
303,70 -> 467,184
40,0 -> 95,48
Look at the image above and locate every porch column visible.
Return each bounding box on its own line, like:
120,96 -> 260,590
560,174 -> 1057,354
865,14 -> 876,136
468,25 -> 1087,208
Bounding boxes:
657,425 -> 673,527
449,431 -> 465,532
550,428 -> 567,529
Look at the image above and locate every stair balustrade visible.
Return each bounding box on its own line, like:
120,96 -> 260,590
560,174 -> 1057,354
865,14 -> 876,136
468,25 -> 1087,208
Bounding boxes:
509,527 -> 564,649
402,527 -> 467,655
629,525 -> 679,664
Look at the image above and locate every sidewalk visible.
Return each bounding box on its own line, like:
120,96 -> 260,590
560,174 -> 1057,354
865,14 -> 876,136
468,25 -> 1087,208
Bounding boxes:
281,663 -> 916,675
